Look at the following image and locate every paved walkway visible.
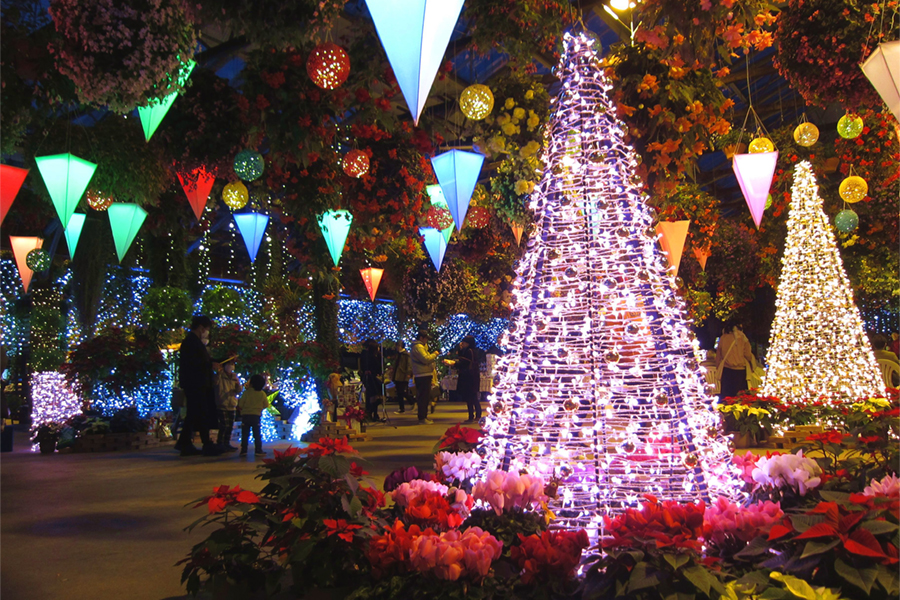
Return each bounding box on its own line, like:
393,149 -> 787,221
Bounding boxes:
0,402 -> 472,600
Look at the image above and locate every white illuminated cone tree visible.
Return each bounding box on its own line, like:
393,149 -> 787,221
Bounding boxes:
760,162 -> 884,402
479,33 -> 738,535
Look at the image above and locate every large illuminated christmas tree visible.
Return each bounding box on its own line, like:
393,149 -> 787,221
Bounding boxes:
479,33 -> 738,535
760,161 -> 884,402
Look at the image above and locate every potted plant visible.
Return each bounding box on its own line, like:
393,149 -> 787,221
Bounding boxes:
717,391 -> 784,448
31,422 -> 63,454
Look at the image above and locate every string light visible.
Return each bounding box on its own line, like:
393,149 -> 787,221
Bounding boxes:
30,371 -> 82,430
478,33 -> 739,539
760,161 -> 885,402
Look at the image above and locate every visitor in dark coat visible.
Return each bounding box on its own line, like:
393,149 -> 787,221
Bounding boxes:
176,315 -> 222,456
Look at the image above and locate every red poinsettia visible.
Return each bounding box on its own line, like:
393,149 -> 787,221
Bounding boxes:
323,518 -> 363,543
805,430 -> 847,445
194,485 -> 260,514
435,425 -> 483,453
306,436 -> 357,457
602,495 -> 705,552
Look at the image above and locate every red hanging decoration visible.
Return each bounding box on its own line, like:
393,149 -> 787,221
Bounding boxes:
465,206 -> 491,228
359,267 -> 384,301
342,150 -> 369,178
306,43 -> 350,90
86,189 -> 114,211
426,205 -> 454,230
0,165 -> 28,226
177,166 -> 216,221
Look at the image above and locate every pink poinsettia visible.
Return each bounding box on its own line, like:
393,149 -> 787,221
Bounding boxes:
472,470 -> 547,516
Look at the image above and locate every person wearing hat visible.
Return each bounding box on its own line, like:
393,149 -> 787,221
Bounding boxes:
411,329 -> 439,424
456,336 -> 481,423
213,355 -> 241,452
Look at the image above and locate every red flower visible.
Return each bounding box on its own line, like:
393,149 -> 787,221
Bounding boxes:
511,530 -> 590,583
323,518 -> 363,542
436,424 -> 483,452
194,485 -> 260,513
602,495 -> 705,552
350,462 -> 370,477
306,437 -> 356,457
805,430 -> 846,445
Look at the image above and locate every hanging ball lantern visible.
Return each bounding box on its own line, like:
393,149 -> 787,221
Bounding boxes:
837,113 -> 864,139
466,206 -> 491,228
426,205 -> 454,230
459,84 -> 494,120
834,209 -> 859,232
748,137 -> 774,153
222,181 -> 249,210
86,189 -> 114,211
792,122 -> 819,147
25,248 -> 50,271
342,150 -> 369,178
233,149 -> 265,182
306,42 -> 350,90
839,175 -> 868,203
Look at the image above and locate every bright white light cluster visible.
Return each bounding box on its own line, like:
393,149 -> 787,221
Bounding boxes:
760,161 -> 885,402
478,32 -> 740,536
90,369 -> 174,416
30,371 -> 82,430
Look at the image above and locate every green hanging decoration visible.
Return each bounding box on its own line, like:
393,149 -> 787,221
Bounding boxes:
108,203 -> 148,262
137,60 -> 196,142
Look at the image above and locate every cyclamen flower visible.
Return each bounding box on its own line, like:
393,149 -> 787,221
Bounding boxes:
751,450 -> 822,495
863,474 -> 900,498
732,452 -> 760,485
383,466 -> 432,492
703,497 -> 783,545
435,450 -> 482,482
391,479 -> 449,508
409,527 -> 503,581
472,470 -> 547,516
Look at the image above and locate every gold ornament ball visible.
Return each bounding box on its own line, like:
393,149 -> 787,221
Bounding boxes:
837,114 -> 864,139
748,137 -> 774,153
222,181 -> 249,210
839,175 -> 868,203
460,84 -> 494,120
87,189 -> 114,211
792,122 -> 819,147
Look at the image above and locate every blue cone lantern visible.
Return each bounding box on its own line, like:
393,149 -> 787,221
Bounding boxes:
234,212 -> 270,263
431,150 -> 484,232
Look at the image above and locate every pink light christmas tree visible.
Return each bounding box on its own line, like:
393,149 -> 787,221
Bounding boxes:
478,32 -> 739,536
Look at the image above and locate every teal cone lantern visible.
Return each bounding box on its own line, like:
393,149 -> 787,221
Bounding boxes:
35,153 -> 98,227
233,150 -> 265,182
317,210 -> 353,266
64,213 -> 86,260
108,203 -> 148,262
834,209 -> 859,233
137,60 -> 196,141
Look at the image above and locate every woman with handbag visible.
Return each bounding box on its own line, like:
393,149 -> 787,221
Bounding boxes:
715,321 -> 756,401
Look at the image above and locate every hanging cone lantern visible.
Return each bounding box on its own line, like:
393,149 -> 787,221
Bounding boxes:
431,149 -> 485,232
234,212 -> 270,263
861,40 -> 900,123
510,222 -> 525,245
317,210 -> 353,267
360,267 -> 384,301
692,245 -> 711,271
138,60 -> 196,141
177,166 -> 216,221
64,213 -> 86,260
365,0 -> 465,124
426,183 -> 446,206
9,236 -> 42,293
732,151 -> 778,229
35,153 -> 97,228
1,164 -> 29,226
440,224 -> 453,244
420,227 -> 448,271
108,203 -> 148,263
655,220 -> 690,277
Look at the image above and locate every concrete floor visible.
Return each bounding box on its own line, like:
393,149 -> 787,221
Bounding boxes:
1,402 -> 472,600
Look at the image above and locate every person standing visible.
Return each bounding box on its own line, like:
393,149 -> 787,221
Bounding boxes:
456,336 -> 481,423
392,340 -> 412,414
238,374 -> 269,457
359,340 -> 383,422
213,356 -> 241,451
176,316 -> 222,456
411,330 -> 438,425
715,321 -> 755,401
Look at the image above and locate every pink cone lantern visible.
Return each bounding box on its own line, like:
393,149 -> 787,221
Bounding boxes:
692,245 -> 711,271
861,40 -> 900,123
9,236 -> 42,293
656,220 -> 690,277
732,151 -> 778,229
177,167 -> 216,221
510,222 -> 524,245
1,165 -> 29,226
360,267 -> 384,301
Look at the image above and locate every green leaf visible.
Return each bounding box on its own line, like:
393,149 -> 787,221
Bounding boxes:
800,538 -> 840,558
818,490 -> 852,504
683,566 -> 712,596
628,561 -> 660,592
734,535 -> 771,559
833,558 -> 878,595
664,553 -> 691,570
317,454 -> 350,478
789,514 -> 825,534
876,566 -> 900,595
770,572 -> 817,600
861,519 -> 899,536
347,495 -> 363,518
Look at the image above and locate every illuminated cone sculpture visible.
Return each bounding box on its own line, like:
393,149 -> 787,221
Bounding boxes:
108,203 -> 148,262
1,164 -> 29,225
478,33 -> 738,537
760,162 -> 884,402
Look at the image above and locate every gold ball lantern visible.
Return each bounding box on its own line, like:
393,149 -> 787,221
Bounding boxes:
839,175 -> 868,203
837,113 -> 864,139
222,181 -> 249,210
460,84 -> 494,120
792,122 -> 819,147
748,137 -> 774,153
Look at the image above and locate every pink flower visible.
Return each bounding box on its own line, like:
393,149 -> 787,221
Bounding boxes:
409,527 -> 502,581
472,470 -> 547,516
391,480 -> 448,508
732,452 -> 760,484
863,474 -> 900,498
703,497 -> 783,545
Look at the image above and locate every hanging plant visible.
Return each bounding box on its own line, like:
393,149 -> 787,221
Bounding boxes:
774,0 -> 898,108
194,0 -> 346,49
464,0 -> 575,67
48,0 -> 197,113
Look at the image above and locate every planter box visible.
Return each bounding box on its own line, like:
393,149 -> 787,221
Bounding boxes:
71,432 -> 161,453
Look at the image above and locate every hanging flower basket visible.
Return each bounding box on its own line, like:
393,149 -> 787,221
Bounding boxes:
49,0 -> 197,113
